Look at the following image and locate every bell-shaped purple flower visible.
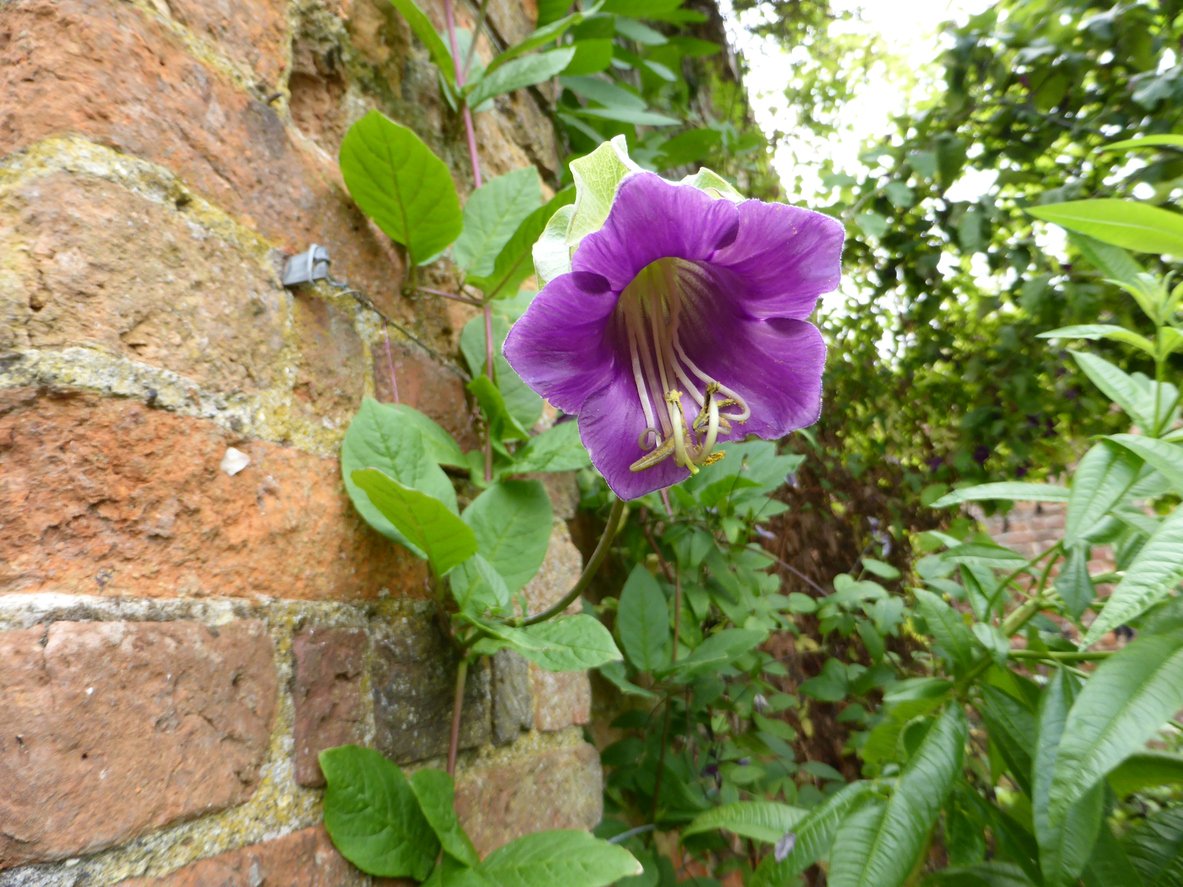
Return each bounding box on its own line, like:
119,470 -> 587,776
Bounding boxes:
503,172 -> 843,500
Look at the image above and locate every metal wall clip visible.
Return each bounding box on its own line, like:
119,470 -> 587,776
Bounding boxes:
282,244 -> 348,289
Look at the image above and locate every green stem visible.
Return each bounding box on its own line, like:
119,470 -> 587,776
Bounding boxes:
1009,649 -> 1112,662
519,497 -> 627,626
447,657 -> 469,778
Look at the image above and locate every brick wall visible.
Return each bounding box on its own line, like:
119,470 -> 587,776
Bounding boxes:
0,1 -> 601,882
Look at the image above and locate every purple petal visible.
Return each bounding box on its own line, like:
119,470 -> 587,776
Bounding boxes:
573,173 -> 740,292
576,369 -> 690,500
503,272 -> 618,414
710,200 -> 844,319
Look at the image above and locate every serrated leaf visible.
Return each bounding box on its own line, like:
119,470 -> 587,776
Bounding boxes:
455,168 -> 541,277
1083,507 -> 1183,643
340,111 -> 462,265
449,553 -> 511,617
341,398 -> 458,551
1033,669 -> 1104,887
462,480 -> 552,593
508,421 -> 591,474
1123,806 -> 1183,887
617,565 -> 670,671
467,47 -> 576,110
932,483 -> 1069,508
388,0 -> 455,85
829,705 -> 968,887
1066,440 -> 1142,545
320,745 -> 439,880
1068,233 -> 1146,289
1107,434 -> 1183,495
1055,544 -> 1094,620
1071,351 -> 1158,430
1049,625 -> 1183,827
668,627 -> 767,677
1028,199 -> 1183,256
408,768 -> 479,868
683,800 -> 808,844
1038,324 -> 1156,356
475,829 -> 641,887
914,589 -> 978,672
352,468 -> 476,576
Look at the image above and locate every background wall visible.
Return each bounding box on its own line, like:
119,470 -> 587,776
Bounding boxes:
0,1 -> 600,882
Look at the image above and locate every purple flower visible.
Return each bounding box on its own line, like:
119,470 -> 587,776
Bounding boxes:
503,172 -> 843,500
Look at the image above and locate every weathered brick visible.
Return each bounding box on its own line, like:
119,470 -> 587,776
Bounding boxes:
290,293 -> 366,433
0,620 -> 276,869
0,172 -> 288,393
159,0 -> 291,87
117,826 -> 364,886
454,742 -> 603,857
372,614 -> 490,764
530,668 -> 592,732
0,389 -> 427,599
521,522 -> 584,614
292,626 -> 367,787
491,649 -> 532,745
372,343 -> 479,451
0,0 -> 404,311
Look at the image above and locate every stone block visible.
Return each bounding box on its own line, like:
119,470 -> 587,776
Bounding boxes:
491,649 -> 532,745
454,742 -> 603,857
292,626 -> 367,788
372,614 -> 490,764
530,667 -> 592,732
117,826 -> 365,886
0,172 -> 288,394
160,0 -> 291,87
0,389 -> 427,599
290,293 -> 366,434
0,620 -> 276,869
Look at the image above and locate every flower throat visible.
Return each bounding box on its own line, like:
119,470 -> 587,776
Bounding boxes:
618,257 -> 751,475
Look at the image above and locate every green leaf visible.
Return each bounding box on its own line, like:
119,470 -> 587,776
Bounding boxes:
828,705 -> 968,887
1028,199 -> 1183,256
339,111 -> 462,265
862,558 -> 900,580
352,468 -> 476,576
509,421 -> 591,474
467,47 -> 576,110
617,565 -> 671,671
1082,507 -> 1183,644
925,862 -> 1038,886
684,800 -> 808,844
341,398 -> 458,551
913,589 -> 978,672
485,4 -> 599,71
462,480 -> 552,593
748,782 -> 877,885
469,375 -> 530,442
450,553 -> 511,617
1033,669 -> 1103,887
570,106 -> 680,126
468,187 -> 575,298
461,315 -> 543,430
1107,751 -> 1183,797
932,483 -> 1069,508
475,829 -> 641,886
669,628 -> 767,676
473,615 -> 623,672
561,75 -> 646,109
1103,134 -> 1183,152
1065,440 -> 1142,545
1049,625 -> 1183,826
320,745 -> 439,880
1107,434 -> 1183,495
388,0 -> 455,85
566,136 -> 642,244
1123,806 -> 1183,887
1054,544 -> 1094,620
1083,822 -> 1143,887
1071,350 -> 1159,430
1068,233 -> 1146,288
1038,324 -> 1156,356
455,168 -> 541,278
408,768 -> 480,868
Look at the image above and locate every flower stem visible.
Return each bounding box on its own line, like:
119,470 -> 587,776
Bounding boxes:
518,497 -> 627,626
447,656 -> 469,778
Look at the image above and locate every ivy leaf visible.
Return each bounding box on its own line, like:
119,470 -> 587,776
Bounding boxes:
352,468 -> 476,576
462,480 -> 552,593
683,800 -> 808,844
339,111 -> 462,265
474,829 -> 641,886
1028,199 -> 1183,256
616,565 -> 670,672
320,745 -> 439,880
455,168 -> 541,278
407,768 -> 480,868
467,48 -> 576,111
1049,625 -> 1183,827
828,704 -> 968,887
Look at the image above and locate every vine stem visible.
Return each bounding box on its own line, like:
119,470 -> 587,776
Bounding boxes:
447,657 -> 469,778
519,497 -> 627,626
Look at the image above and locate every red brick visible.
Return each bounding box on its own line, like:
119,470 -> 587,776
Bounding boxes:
373,343 -> 479,451
0,620 -> 276,869
117,826 -> 365,886
454,743 -> 603,857
0,0 -> 405,312
0,172 -> 287,393
0,389 -> 428,600
160,0 -> 290,86
291,293 -> 367,433
292,626 -> 367,787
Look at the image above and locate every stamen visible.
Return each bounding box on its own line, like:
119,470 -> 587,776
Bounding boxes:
664,390 -> 698,475
637,426 -> 661,451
